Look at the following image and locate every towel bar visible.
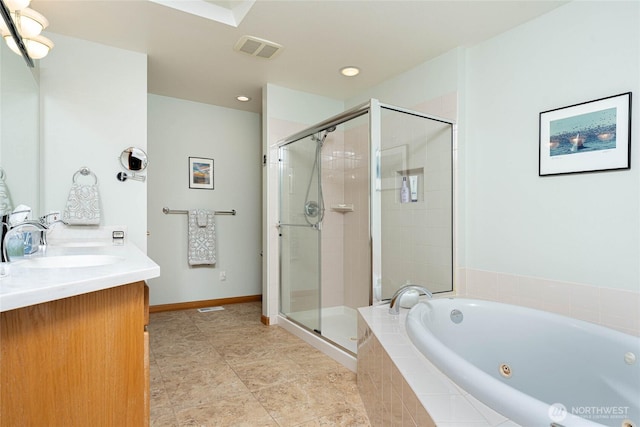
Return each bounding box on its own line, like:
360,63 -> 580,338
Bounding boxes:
162,207 -> 236,216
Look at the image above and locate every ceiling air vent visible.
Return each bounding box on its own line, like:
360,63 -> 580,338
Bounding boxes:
234,35 -> 282,59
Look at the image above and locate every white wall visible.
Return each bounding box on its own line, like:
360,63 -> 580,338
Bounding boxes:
346,47 -> 462,112
40,33 -> 148,250
465,0 -> 640,291
147,94 -> 261,306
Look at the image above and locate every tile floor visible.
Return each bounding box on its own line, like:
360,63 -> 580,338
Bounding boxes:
149,301 -> 371,426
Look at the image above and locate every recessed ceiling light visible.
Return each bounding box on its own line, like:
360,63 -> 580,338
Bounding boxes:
236,95 -> 251,102
340,66 -> 360,77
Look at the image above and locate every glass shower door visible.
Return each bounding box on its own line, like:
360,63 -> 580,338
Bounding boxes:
376,106 -> 454,300
279,136 -> 322,334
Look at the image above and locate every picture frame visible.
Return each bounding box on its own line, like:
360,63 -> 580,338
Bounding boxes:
188,157 -> 214,189
539,92 -> 631,176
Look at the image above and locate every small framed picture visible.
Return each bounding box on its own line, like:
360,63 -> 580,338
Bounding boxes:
539,92 -> 631,176
188,157 -> 214,189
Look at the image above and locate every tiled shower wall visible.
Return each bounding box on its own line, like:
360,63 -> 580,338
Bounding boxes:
320,130 -> 346,309
343,121 -> 372,309
321,118 -> 371,310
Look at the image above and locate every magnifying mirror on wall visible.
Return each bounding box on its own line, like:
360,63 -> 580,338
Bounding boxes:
116,147 -> 147,182
120,147 -> 148,171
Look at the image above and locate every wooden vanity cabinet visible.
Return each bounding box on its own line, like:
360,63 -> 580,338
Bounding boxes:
0,281 -> 150,427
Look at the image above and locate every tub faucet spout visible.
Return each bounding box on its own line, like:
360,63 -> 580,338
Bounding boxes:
389,284 -> 433,315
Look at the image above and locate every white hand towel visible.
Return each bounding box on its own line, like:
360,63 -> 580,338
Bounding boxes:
0,168 -> 13,216
188,209 -> 216,265
63,183 -> 101,225
197,210 -> 208,227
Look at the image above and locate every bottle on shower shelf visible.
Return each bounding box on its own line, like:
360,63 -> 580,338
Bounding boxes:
400,176 -> 410,203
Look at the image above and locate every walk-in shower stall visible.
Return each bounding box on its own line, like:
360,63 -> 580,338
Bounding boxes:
278,99 -> 454,356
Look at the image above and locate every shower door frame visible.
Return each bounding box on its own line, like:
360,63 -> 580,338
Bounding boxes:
277,102 -> 371,344
276,99 -> 456,349
373,101 -> 456,302
277,134 -> 324,335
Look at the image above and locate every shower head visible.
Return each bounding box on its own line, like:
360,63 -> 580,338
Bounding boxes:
319,126 -> 337,144
310,126 -> 337,144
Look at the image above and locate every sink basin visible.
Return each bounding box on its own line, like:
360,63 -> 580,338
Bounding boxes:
20,255 -> 124,269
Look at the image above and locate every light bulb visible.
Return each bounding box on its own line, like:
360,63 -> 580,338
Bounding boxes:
3,34 -> 22,56
0,18 -> 8,35
4,33 -> 53,59
340,66 -> 360,77
24,34 -> 53,59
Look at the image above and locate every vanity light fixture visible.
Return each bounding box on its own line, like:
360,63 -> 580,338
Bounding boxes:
4,33 -> 52,59
340,66 -> 360,77
0,7 -> 47,37
236,95 -> 251,102
3,0 -> 29,11
0,0 -> 53,64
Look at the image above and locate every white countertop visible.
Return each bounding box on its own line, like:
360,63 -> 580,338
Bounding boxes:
0,241 -> 160,312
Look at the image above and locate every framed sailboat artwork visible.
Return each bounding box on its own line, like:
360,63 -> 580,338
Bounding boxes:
539,92 -> 631,176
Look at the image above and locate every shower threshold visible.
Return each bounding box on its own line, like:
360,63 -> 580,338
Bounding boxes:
285,305 -> 358,354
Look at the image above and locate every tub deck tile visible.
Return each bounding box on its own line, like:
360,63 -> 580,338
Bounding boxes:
357,305 -> 511,427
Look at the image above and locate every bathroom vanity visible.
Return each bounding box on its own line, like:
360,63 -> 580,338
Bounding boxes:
0,241 -> 159,426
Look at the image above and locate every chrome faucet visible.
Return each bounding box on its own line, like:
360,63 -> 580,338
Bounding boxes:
1,218 -> 50,263
388,284 -> 433,315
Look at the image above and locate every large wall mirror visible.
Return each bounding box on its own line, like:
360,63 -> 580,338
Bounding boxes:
0,30 -> 40,215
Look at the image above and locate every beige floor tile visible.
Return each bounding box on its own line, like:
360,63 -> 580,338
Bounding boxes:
230,356 -> 307,391
217,340 -> 301,365
150,405 -> 179,427
198,324 -> 292,347
252,374 -> 355,426
155,345 -> 225,376
286,346 -> 346,373
162,364 -> 250,410
174,393 -> 278,427
294,407 -> 372,427
149,303 -> 371,427
150,382 -> 172,412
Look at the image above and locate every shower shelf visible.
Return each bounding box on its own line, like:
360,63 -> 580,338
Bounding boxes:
331,204 -> 354,213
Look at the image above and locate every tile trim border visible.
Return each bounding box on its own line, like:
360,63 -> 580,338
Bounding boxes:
459,268 -> 640,336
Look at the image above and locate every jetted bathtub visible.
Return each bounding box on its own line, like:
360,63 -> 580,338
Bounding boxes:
406,298 -> 640,427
